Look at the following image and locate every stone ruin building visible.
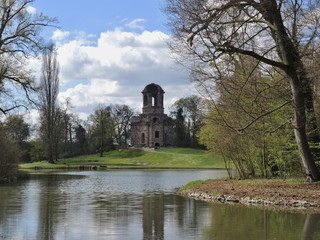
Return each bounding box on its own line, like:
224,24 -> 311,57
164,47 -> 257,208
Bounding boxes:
130,83 -> 174,148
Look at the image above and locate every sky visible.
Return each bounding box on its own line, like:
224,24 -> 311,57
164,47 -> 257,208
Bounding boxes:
26,0 -> 194,122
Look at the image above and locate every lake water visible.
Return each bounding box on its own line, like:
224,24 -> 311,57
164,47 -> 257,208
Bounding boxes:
0,170 -> 320,240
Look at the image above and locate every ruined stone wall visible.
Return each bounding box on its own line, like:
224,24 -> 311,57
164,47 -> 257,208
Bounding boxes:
131,114 -> 174,148
130,83 -> 174,148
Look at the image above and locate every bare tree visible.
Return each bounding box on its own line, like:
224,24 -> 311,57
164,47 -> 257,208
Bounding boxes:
165,0 -> 320,181
0,0 -> 56,114
39,44 -> 60,164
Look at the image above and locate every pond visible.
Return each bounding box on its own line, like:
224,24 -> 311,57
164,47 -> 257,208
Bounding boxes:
0,170 -> 320,240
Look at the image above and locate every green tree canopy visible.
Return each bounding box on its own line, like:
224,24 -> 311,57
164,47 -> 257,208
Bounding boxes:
165,0 -> 320,180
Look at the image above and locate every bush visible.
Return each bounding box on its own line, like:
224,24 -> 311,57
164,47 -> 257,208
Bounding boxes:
0,128 -> 21,183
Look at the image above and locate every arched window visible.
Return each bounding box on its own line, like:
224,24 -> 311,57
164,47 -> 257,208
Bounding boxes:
152,96 -> 156,106
155,131 -> 160,138
141,133 -> 145,143
143,95 -> 148,106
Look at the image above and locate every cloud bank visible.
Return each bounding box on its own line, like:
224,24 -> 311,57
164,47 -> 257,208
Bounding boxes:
46,27 -> 192,120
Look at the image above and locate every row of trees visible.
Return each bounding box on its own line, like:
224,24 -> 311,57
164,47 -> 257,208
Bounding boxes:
35,104 -> 135,163
0,1 -> 138,181
1,103 -> 135,163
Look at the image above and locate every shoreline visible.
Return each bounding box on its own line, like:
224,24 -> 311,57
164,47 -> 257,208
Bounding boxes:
178,178 -> 320,211
18,148 -> 226,170
19,165 -> 225,171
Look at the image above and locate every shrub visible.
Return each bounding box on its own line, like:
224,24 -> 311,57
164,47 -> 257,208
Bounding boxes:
0,128 -> 21,183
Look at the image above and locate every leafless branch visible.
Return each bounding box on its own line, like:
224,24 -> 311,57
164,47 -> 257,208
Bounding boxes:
237,99 -> 293,132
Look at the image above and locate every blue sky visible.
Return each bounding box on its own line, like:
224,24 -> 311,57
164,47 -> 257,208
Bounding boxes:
32,0 -> 168,36
27,0 -> 192,121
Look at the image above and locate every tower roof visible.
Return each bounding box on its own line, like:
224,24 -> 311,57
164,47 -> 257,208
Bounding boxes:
142,83 -> 164,94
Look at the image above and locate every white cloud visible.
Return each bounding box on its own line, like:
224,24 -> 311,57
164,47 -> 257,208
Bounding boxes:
58,79 -> 118,107
26,6 -> 37,15
24,109 -> 40,127
49,28 -> 191,119
51,29 -> 71,42
125,18 -> 147,30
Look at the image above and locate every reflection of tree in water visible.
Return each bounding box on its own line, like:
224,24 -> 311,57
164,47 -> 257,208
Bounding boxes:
0,181 -> 25,238
142,193 -> 211,239
143,193 -> 164,240
203,204 -> 320,240
0,183 -> 24,219
36,175 -> 62,240
91,193 -> 209,239
36,174 -> 81,240
91,193 -> 138,232
301,214 -> 320,240
141,194 -> 212,239
91,192 -> 165,239
175,195 -> 201,230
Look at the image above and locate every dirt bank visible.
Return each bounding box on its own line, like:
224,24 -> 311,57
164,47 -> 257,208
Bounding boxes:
178,178 -> 320,210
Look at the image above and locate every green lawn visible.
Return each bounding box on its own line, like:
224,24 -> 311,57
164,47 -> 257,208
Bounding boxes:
156,148 -> 205,155
19,148 -> 225,170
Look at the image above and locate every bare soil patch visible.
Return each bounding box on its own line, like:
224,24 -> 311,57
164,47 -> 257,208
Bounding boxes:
179,178 -> 320,210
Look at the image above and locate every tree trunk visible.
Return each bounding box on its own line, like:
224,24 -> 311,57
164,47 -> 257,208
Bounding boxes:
47,108 -> 55,164
69,123 -> 73,156
262,1 -> 320,180
100,112 -> 104,158
303,78 -> 320,160
290,76 -> 320,181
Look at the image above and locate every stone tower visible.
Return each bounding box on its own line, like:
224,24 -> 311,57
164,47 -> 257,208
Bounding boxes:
131,83 -> 174,148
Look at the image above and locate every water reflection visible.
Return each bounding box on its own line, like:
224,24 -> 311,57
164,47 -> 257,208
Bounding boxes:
0,181 -> 25,239
0,171 -> 320,240
301,214 -> 320,240
143,194 -> 164,240
204,204 -> 308,240
36,174 -> 72,240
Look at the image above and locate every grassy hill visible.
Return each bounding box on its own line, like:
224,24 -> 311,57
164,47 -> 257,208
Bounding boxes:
19,148 -> 225,170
